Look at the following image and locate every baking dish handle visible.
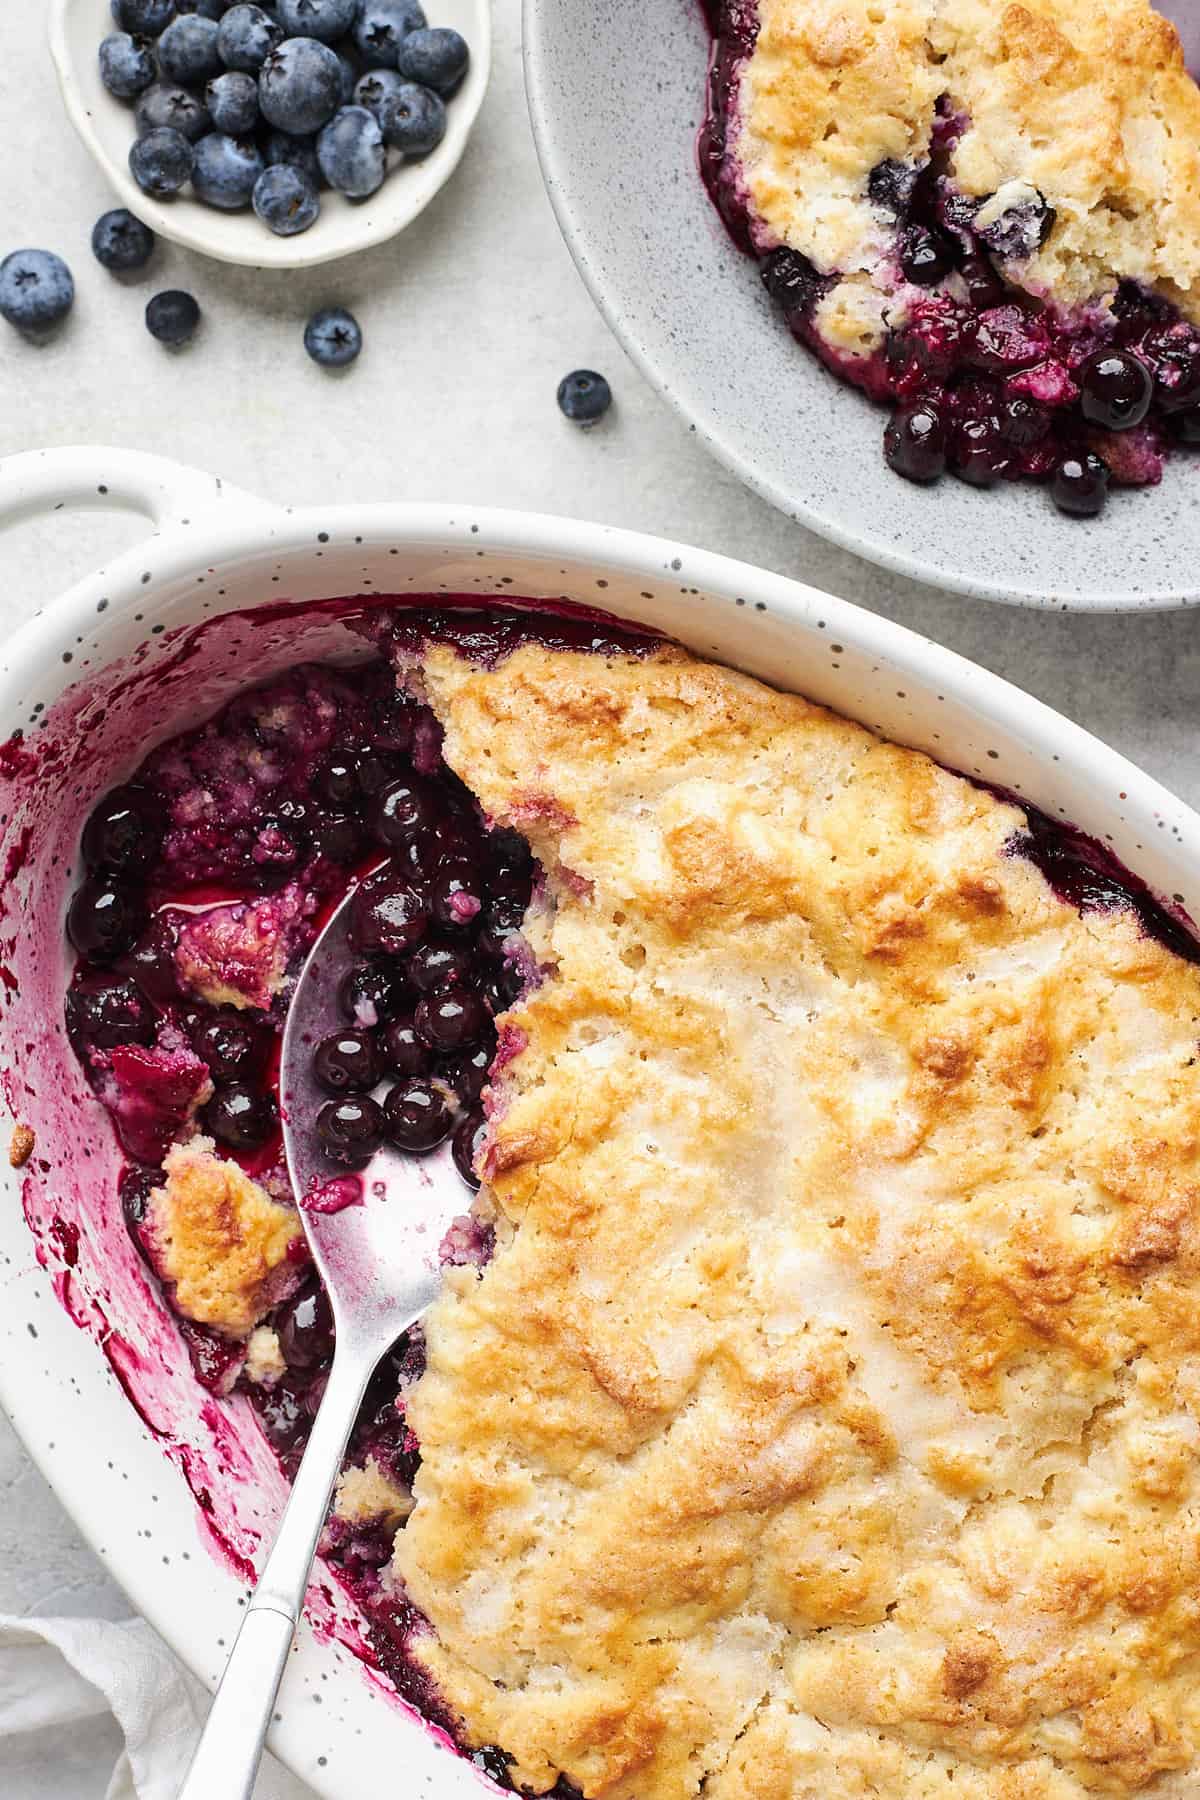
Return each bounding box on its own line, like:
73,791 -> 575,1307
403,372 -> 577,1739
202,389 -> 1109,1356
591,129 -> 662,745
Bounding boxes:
0,445 -> 269,535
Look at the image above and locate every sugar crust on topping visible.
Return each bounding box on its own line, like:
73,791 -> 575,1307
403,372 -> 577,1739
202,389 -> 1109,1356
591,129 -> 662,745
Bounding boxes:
735,0 -> 1200,355
147,1137 -> 303,1337
391,640 -> 1200,1800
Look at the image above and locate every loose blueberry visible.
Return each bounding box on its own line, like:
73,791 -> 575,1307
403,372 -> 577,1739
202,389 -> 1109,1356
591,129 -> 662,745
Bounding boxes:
379,82 -> 445,157
67,877 -> 147,965
395,26 -> 469,94
304,304 -> 363,367
206,70 -> 259,136
378,1013 -> 430,1077
438,1041 -> 491,1107
317,105 -> 386,196
1078,349 -> 1153,432
414,985 -> 489,1053
146,289 -> 201,345
260,36 -> 344,135
190,1008 -> 271,1082
99,33 -> 157,100
407,939 -> 472,992
92,209 -> 156,273
451,1109 -> 485,1189
759,246 -> 826,318
115,0 -> 177,31
316,1094 -> 385,1166
129,128 -> 195,198
383,1078 -> 452,1152
998,392 -> 1050,447
0,250 -> 75,333
263,129 -> 323,184
340,961 -> 408,1028
158,14 -> 224,84
276,0 -> 359,42
883,400 -> 947,483
353,0 -> 427,68
82,785 -> 162,875
951,415 -> 1012,487
349,867 -> 428,955
253,163 -> 321,234
556,369 -> 612,427
900,225 -> 956,286
275,1278 -> 335,1368
1051,451 -> 1109,517
192,133 -> 265,209
135,84 -> 212,142
65,974 -> 156,1051
313,1027 -> 380,1094
216,3 -> 284,71
353,67 -> 406,123
203,1082 -> 278,1150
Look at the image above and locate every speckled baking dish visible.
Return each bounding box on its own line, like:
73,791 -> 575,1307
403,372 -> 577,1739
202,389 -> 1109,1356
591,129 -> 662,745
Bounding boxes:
1,444 -> 1198,1798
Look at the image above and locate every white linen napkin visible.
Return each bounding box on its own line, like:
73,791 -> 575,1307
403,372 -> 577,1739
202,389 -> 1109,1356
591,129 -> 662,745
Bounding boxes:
0,1612 -> 313,1800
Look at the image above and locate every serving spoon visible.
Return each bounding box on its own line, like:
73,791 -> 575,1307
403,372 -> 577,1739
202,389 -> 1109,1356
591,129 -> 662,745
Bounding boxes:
178,887 -> 469,1800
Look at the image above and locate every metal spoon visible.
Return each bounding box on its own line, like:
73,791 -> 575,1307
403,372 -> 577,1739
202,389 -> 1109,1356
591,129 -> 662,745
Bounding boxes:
178,887 -> 469,1800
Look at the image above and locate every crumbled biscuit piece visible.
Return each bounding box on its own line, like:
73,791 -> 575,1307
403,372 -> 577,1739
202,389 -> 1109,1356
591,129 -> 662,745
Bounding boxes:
8,1124 -> 35,1168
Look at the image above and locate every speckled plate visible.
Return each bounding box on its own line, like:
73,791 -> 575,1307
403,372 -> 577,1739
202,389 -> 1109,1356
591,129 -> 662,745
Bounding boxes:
523,0 -> 1200,611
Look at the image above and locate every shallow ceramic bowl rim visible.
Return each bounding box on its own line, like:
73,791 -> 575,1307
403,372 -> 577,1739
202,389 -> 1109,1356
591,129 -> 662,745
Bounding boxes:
2,445 -> 1200,1796
49,0 -> 490,271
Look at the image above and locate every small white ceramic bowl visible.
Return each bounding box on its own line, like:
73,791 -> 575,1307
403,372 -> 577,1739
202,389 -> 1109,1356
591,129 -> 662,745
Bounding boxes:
49,0 -> 490,270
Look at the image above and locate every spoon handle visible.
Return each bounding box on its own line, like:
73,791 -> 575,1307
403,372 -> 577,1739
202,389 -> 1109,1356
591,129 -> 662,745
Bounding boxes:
177,1344 -> 376,1800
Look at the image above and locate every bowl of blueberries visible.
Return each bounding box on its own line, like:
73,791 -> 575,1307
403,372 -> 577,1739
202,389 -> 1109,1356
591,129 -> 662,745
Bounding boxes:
50,0 -> 490,269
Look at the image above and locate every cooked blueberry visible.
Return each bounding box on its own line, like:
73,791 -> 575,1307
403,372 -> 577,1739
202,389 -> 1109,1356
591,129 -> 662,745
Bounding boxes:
190,1008 -> 271,1082
260,37 -> 344,135
277,0 -> 359,41
349,868 -> 428,955
371,775 -> 437,847
206,70 -> 259,136
1168,408 -> 1200,446
355,746 -> 404,794
135,83 -> 212,142
900,225 -> 956,286
310,809 -> 365,863
353,0 -> 427,67
67,877 -> 147,965
1051,451 -> 1109,517
0,250 -> 74,333
395,26 -> 469,94
314,750 -> 362,807
383,1078 -> 452,1152
82,785 -> 162,875
304,305 -> 363,367
556,369 -> 612,427
867,158 -> 919,218
119,1164 -> 158,1255
759,246 -> 826,318
216,3 -> 284,71
249,1370 -> 312,1468
99,32 -> 156,100
482,962 -> 522,1012
951,415 -> 1012,487
203,1082 -> 278,1149
122,915 -> 183,1003
407,939 -> 472,992
146,289 -> 201,346
883,400 -> 947,483
115,0 -> 177,31
313,1027 -> 380,1094
92,209 -> 156,273
318,104 -> 386,194
1148,333 -> 1200,414
192,133 -> 265,209
452,1109 -> 486,1189
353,67 -> 406,122
276,1278 -> 335,1369
263,129 -> 323,183
958,252 -> 1005,311
253,164 -> 321,234
414,985 -> 489,1052
340,961 -> 408,1027
380,81 -> 445,155
378,1013 -> 430,1076
998,392 -> 1051,447
438,1041 -> 491,1107
66,974 -> 155,1050
430,859 -> 483,930
158,14 -> 224,84
965,303 -> 1047,375
1078,349 -> 1152,432
129,128 -> 195,198
316,1094 -> 385,1165
974,189 -> 1056,260
468,1748 -> 515,1789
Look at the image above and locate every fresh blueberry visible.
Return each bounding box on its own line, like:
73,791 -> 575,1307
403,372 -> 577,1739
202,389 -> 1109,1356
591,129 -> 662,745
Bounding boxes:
145,289 -> 201,345
883,400 -> 947,482
99,32 -> 156,100
354,0 -> 426,67
253,163 -> 321,234
192,132 -> 265,208
204,1083 -> 279,1151
395,27 -> 468,94
115,0 -> 177,32
556,369 -> 612,426
1078,349 -> 1153,432
259,36 -> 344,134
92,208 -> 156,273
206,70 -> 259,135
177,0 -> 236,16
158,14 -> 224,84
276,0 -> 359,42
317,105 -> 386,195
304,304 -> 363,367
379,82 -> 444,156
136,83 -> 212,142
353,67 -> 406,123
263,128 -> 323,184
1051,450 -> 1109,517
334,49 -> 357,103
0,250 -> 75,333
129,127 -> 195,198
216,3 -> 284,71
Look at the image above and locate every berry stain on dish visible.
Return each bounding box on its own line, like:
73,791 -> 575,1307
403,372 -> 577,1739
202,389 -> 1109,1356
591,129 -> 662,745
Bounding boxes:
698,0 -> 1200,514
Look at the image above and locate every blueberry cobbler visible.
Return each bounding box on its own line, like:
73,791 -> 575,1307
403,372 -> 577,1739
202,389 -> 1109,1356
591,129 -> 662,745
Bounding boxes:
700,0 -> 1200,511
63,605 -> 1200,1799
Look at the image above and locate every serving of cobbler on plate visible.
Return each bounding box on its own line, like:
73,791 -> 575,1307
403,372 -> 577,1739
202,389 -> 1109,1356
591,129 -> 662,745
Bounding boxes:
63,602 -> 1200,1799
699,0 -> 1200,512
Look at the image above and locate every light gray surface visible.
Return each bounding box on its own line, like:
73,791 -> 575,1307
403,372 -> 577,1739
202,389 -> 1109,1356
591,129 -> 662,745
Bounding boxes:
0,1 -> 1198,1794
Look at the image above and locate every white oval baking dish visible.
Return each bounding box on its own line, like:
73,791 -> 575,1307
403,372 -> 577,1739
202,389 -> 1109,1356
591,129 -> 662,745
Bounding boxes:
1,445 -> 1198,1798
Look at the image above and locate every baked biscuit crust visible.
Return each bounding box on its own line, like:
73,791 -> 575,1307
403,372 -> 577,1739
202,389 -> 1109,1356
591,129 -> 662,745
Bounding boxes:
391,640 -> 1200,1800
